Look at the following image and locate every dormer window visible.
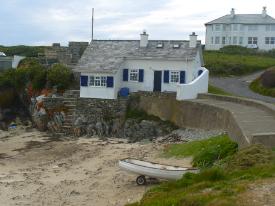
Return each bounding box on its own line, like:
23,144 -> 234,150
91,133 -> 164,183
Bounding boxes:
173,44 -> 180,49
156,42 -> 163,48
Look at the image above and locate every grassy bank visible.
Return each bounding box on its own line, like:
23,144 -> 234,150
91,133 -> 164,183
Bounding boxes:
208,85 -> 232,96
127,136 -> 275,206
250,78 -> 275,97
204,51 -> 275,76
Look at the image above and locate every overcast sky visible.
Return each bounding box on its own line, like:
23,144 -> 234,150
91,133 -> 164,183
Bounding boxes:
1,0 -> 275,46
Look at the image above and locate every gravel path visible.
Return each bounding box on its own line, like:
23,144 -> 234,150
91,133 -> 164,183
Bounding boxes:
210,71 -> 275,104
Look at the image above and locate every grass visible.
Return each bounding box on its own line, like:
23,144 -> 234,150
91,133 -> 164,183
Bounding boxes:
208,85 -> 232,96
164,135 -> 238,168
250,78 -> 275,97
204,51 -> 275,76
127,137 -> 275,206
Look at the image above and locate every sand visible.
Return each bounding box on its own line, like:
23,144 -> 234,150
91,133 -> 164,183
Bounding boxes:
0,128 -> 191,206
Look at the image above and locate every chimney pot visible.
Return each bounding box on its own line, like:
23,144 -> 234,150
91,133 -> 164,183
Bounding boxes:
230,8 -> 235,18
262,6 -> 267,17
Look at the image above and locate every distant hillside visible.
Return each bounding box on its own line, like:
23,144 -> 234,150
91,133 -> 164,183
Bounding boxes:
0,45 -> 49,57
204,46 -> 275,76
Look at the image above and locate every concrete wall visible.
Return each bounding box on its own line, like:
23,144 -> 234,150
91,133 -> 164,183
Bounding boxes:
205,24 -> 275,51
131,92 -> 249,147
177,67 -> 209,100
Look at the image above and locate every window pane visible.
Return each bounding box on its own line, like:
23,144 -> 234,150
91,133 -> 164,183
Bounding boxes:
233,36 -> 237,44
89,76 -> 95,86
239,37 -> 243,45
130,69 -> 138,81
215,37 -> 220,44
101,76 -> 107,86
271,37 -> 275,44
222,37 -> 226,45
265,37 -> 270,44
170,71 -> 179,83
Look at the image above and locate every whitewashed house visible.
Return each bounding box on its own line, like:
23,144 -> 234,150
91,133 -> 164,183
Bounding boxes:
205,7 -> 275,50
75,32 -> 208,100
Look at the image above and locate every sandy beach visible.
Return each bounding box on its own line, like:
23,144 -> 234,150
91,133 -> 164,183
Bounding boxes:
0,128 -> 191,206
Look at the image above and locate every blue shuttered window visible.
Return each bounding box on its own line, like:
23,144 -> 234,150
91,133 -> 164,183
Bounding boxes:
164,70 -> 169,83
106,76 -> 114,88
198,70 -> 203,76
123,69 -> 128,81
80,75 -> 88,87
180,71 -> 186,84
138,69 -> 144,82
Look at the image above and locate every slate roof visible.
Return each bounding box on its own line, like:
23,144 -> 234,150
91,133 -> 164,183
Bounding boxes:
205,14 -> 275,25
74,40 -> 201,74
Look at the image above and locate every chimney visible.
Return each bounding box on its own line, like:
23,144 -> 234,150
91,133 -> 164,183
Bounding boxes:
140,30 -> 149,47
189,32 -> 198,48
230,8 -> 235,18
262,6 -> 267,17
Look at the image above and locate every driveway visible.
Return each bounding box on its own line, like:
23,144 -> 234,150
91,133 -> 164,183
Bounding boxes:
210,71 -> 275,104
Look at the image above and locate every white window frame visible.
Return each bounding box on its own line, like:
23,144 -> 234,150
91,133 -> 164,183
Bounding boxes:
129,69 -> 139,82
233,24 -> 238,31
265,37 -> 275,45
89,75 -> 107,87
215,36 -> 220,44
222,37 -> 226,45
215,24 -> 221,31
233,36 -> 238,45
248,37 -> 258,45
240,24 -> 245,31
170,71 -> 180,83
211,37 -> 214,44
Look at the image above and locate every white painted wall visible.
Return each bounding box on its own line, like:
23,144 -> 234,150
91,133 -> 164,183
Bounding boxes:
80,72 -> 118,99
205,24 -> 275,51
176,67 -> 209,100
119,58 -> 197,93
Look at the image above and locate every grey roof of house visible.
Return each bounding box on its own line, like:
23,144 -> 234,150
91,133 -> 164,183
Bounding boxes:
205,14 -> 275,25
74,40 -> 201,74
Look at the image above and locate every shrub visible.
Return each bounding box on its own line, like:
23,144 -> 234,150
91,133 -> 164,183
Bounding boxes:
260,67 -> 275,88
250,77 -> 275,97
47,64 -> 73,90
219,45 -> 257,55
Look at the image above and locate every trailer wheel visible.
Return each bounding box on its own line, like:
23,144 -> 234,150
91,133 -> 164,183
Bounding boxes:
136,175 -> 146,185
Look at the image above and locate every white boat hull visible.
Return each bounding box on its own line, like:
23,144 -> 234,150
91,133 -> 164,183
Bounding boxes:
119,159 -> 199,180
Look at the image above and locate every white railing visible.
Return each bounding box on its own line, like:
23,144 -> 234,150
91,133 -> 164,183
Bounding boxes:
176,67 -> 209,100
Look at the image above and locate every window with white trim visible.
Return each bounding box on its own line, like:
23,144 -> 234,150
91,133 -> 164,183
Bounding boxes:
215,36 -> 220,44
215,24 -> 221,31
211,37 -> 214,44
233,36 -> 238,45
129,69 -> 139,81
265,37 -> 275,44
170,71 -> 179,83
222,37 -> 226,45
89,76 -> 107,87
233,24 -> 238,31
248,37 -> 258,45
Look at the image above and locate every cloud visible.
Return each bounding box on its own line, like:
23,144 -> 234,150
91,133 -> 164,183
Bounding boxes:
1,0 -> 275,45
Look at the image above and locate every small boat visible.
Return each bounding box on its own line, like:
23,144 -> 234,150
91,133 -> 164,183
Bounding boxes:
119,159 -> 199,185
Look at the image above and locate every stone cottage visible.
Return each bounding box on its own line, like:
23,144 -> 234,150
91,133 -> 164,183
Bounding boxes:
74,31 -> 209,100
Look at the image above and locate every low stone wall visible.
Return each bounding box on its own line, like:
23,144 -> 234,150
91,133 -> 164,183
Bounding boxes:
131,92 -> 249,147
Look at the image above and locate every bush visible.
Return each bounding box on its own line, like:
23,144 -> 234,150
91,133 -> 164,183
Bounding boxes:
220,45 -> 258,55
260,67 -> 275,88
47,64 -> 73,90
250,77 -> 275,97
